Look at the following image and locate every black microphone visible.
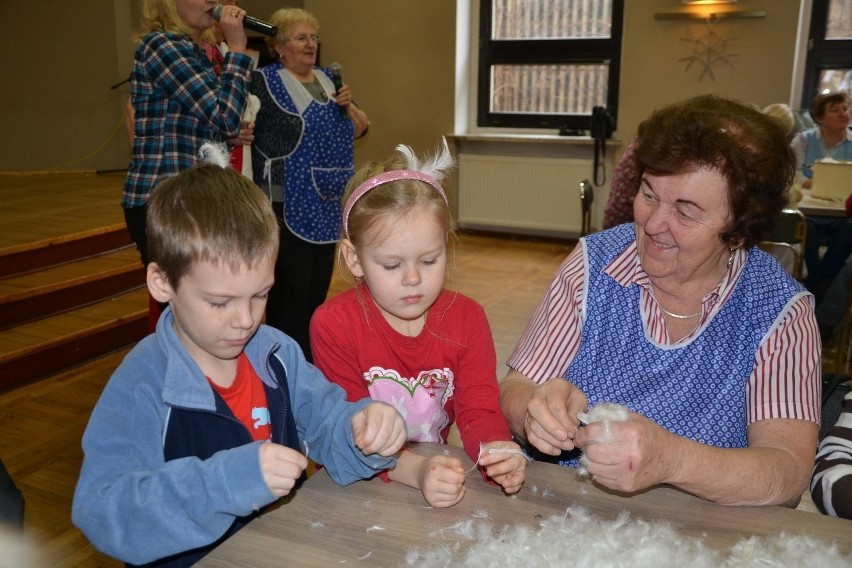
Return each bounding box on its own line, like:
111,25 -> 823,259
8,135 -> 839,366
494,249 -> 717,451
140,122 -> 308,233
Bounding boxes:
328,63 -> 349,119
212,5 -> 278,37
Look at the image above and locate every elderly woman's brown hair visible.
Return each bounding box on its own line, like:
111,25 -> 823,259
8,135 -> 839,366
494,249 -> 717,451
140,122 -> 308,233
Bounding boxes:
811,92 -> 849,121
265,8 -> 321,56
635,94 -> 795,250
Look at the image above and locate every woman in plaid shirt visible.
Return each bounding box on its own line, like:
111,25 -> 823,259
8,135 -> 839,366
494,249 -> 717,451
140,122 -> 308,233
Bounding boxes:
123,0 -> 254,329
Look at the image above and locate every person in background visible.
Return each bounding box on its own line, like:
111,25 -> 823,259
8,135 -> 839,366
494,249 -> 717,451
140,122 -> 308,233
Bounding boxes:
310,141 -> 526,508
73,147 -> 406,567
791,92 -> 852,188
763,103 -> 803,207
602,138 -> 640,230
811,388 -> 852,520
251,8 -> 369,361
791,93 -> 852,300
124,0 -> 254,333
500,95 -> 820,507
203,0 -> 259,176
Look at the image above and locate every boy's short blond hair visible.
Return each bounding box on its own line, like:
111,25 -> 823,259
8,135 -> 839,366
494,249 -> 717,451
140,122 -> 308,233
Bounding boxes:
146,164 -> 279,288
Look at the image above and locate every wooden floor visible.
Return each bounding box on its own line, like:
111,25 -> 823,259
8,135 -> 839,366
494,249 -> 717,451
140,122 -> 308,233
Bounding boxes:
0,172 -> 573,567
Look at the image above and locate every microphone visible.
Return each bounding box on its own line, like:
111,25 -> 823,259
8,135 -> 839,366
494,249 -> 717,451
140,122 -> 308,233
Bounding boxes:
212,5 -> 278,37
328,63 -> 349,119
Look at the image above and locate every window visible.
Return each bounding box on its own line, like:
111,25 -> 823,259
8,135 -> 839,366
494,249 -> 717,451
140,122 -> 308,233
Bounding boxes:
802,0 -> 852,110
477,0 -> 624,131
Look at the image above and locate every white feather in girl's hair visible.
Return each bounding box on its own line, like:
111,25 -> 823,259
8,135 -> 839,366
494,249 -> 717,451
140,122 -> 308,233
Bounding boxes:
197,141 -> 231,169
394,137 -> 455,182
577,402 -> 629,477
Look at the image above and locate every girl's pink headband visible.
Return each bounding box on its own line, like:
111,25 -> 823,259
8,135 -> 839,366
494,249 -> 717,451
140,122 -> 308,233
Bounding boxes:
342,170 -> 447,239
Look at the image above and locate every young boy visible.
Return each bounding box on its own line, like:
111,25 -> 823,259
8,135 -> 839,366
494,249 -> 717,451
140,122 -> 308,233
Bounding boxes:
72,162 -> 407,567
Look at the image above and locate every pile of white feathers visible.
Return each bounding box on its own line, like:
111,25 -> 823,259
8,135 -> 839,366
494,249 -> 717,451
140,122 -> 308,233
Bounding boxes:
404,506 -> 851,567
406,403 -> 850,567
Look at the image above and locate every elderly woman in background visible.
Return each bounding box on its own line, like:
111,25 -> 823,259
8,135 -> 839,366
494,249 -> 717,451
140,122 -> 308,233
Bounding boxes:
500,95 -> 821,507
250,8 -> 369,361
791,92 -> 852,188
791,92 -> 852,300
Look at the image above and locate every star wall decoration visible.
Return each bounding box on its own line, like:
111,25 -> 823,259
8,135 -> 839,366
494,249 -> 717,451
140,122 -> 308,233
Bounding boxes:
679,21 -> 739,81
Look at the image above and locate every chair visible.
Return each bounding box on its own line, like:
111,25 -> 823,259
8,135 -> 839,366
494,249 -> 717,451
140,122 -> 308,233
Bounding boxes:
579,179 -> 594,237
757,208 -> 807,280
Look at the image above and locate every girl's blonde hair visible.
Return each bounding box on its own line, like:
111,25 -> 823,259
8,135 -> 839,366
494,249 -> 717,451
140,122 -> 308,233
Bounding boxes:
339,140 -> 457,282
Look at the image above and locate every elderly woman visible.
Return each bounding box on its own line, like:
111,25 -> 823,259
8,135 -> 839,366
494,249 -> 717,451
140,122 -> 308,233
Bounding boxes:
791,92 -> 852,188
250,8 -> 369,361
791,92 -> 852,300
500,95 -> 821,507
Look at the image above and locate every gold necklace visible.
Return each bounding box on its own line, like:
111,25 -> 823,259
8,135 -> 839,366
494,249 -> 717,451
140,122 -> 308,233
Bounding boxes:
658,304 -> 702,319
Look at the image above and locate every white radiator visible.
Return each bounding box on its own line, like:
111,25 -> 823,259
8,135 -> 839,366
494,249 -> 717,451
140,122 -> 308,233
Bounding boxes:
457,154 -> 593,237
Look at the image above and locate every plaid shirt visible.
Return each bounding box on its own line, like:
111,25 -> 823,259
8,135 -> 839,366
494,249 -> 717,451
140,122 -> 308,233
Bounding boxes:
123,31 -> 252,208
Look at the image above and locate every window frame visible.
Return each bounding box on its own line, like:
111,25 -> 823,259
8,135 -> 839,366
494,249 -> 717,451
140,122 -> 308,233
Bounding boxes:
801,0 -> 852,110
476,0 -> 624,131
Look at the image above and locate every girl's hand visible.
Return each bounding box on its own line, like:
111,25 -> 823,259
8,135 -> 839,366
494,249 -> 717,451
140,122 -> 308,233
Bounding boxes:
419,455 -> 466,508
478,441 -> 527,494
351,402 -> 407,457
258,442 -> 308,497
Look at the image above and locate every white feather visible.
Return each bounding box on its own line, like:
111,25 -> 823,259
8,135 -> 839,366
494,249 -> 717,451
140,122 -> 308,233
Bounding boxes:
197,141 -> 231,169
394,137 -> 455,182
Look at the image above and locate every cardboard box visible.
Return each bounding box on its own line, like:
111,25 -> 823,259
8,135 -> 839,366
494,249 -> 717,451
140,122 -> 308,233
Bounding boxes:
811,160 -> 852,200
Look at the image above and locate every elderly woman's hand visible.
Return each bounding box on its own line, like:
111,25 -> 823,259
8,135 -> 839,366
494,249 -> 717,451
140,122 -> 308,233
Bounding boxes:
522,378 -> 588,456
333,84 -> 353,109
574,412 -> 681,493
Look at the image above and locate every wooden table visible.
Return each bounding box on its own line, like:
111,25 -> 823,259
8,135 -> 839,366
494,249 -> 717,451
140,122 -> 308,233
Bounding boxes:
199,443 -> 852,566
798,189 -> 847,217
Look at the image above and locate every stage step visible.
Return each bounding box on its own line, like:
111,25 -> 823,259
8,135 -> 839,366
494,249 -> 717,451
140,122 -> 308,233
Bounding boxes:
0,225 -> 147,391
0,223 -> 132,278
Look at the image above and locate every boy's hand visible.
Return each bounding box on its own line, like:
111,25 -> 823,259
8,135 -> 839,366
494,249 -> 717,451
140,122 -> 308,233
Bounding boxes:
259,442 -> 308,497
419,454 -> 466,508
478,441 -> 527,494
352,402 -> 407,457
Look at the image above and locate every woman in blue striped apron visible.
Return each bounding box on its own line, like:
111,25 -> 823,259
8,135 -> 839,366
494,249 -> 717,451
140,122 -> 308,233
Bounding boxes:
251,8 -> 369,361
500,95 -> 821,508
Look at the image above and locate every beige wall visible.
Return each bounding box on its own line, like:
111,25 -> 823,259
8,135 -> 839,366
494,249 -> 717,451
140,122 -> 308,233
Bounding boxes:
0,1 -> 802,173
305,0 -> 457,167
617,0 -> 801,152
0,1 -> 136,172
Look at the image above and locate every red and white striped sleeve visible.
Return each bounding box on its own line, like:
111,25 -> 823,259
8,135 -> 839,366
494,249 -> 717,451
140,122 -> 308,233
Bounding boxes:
507,245 -> 586,384
746,294 -> 822,424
